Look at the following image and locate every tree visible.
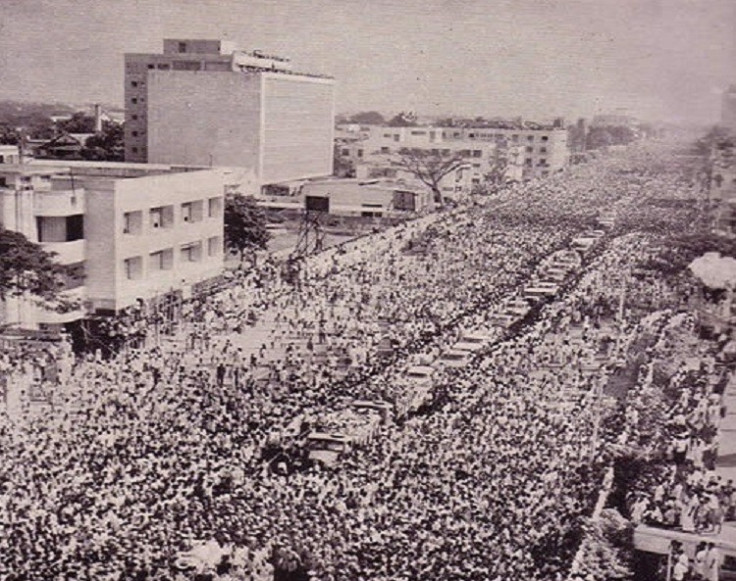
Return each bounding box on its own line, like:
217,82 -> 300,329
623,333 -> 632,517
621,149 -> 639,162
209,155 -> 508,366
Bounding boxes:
387,111 -> 418,127
224,194 -> 271,264
349,111 -> 385,125
393,147 -> 467,205
0,228 -> 63,302
58,112 -> 96,134
483,141 -> 512,189
82,121 -> 124,161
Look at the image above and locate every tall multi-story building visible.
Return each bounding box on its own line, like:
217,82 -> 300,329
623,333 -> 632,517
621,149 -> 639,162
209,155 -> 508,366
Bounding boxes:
723,85 -> 736,131
0,159 -> 226,328
124,39 -> 336,189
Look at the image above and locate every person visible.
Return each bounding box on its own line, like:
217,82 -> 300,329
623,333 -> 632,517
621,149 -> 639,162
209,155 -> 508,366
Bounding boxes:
694,542 -> 707,580
672,551 -> 689,581
705,542 -> 720,581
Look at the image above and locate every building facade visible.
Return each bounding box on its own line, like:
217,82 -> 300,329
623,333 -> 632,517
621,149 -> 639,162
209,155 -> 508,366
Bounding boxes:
124,39 -> 335,188
0,160 -> 225,328
336,122 -> 569,189
442,126 -> 569,180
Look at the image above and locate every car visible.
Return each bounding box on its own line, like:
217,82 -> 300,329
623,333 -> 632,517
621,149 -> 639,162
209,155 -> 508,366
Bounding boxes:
404,365 -> 436,383
523,282 -> 559,302
306,432 -> 352,466
434,349 -> 472,369
453,330 -> 496,352
504,298 -> 531,317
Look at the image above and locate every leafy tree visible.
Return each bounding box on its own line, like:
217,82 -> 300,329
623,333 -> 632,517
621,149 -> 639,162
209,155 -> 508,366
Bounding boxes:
0,227 -> 62,302
58,112 -> 96,134
348,111 -> 385,125
0,125 -> 21,145
224,193 -> 271,264
387,111 -> 418,127
82,121 -> 124,161
393,147 -> 467,205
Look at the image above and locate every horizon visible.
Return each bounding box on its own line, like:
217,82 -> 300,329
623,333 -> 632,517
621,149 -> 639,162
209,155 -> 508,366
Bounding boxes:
1,0 -> 734,125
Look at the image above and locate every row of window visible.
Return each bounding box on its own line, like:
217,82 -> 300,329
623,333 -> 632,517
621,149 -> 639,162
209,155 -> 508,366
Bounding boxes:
377,146 -> 484,157
524,158 -> 549,167
123,237 -> 221,280
122,198 -> 222,234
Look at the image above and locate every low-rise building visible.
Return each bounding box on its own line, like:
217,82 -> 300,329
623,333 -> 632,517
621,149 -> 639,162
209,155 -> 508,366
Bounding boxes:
0,160 -> 226,329
300,178 -> 432,216
0,145 -> 21,164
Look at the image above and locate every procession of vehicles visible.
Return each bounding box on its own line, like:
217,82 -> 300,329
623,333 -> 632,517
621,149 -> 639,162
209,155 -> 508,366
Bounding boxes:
283,218 -> 614,466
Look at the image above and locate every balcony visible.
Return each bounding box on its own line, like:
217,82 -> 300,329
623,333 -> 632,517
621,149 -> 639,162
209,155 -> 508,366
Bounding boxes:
34,189 -> 85,216
42,239 -> 86,265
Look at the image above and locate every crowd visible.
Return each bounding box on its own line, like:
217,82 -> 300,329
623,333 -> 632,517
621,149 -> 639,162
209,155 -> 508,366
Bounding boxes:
0,139 -> 722,580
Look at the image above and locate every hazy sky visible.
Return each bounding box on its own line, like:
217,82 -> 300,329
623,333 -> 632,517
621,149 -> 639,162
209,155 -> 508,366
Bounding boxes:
0,0 -> 734,123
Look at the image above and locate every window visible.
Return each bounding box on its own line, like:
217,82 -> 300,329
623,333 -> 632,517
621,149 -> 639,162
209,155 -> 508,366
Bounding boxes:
468,133 -> 475,138
157,63 -> 170,70
131,114 -> 138,121
132,131 -> 138,137
526,146 -> 533,153
525,158 -> 533,166
149,249 -> 173,271
180,242 -> 202,263
539,147 -> 548,154
538,158 -> 548,166
410,130 -> 426,136
357,149 -> 363,158
208,197 -> 222,218
131,81 -> 138,88
150,207 -> 162,229
527,135 -> 534,142
178,42 -> 187,53
380,146 -> 390,154
207,236 -> 221,257
0,177 -> 6,187
123,211 -> 142,235
541,135 -> 549,142
150,205 -> 174,229
147,64 -> 155,69
341,148 -> 350,156
124,256 -> 143,280
131,147 -> 138,154
383,133 -> 391,138
512,134 -> 519,142
181,202 -> 193,223
172,60 -> 201,71
131,97 -> 138,104
393,135 -> 400,142
472,150 -> 482,158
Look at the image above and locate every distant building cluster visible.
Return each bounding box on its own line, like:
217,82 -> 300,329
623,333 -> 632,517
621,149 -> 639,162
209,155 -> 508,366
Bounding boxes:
336,122 -> 569,187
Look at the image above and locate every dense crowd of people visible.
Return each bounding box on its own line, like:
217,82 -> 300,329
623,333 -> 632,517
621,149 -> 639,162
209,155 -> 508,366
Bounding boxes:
0,139 -> 725,580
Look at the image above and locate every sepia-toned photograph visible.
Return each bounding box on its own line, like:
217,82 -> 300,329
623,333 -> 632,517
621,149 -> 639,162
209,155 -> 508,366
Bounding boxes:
1,0 -> 736,579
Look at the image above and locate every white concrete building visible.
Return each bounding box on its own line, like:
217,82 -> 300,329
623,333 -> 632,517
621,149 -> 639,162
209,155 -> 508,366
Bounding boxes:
0,160 -> 226,328
125,39 -> 336,189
